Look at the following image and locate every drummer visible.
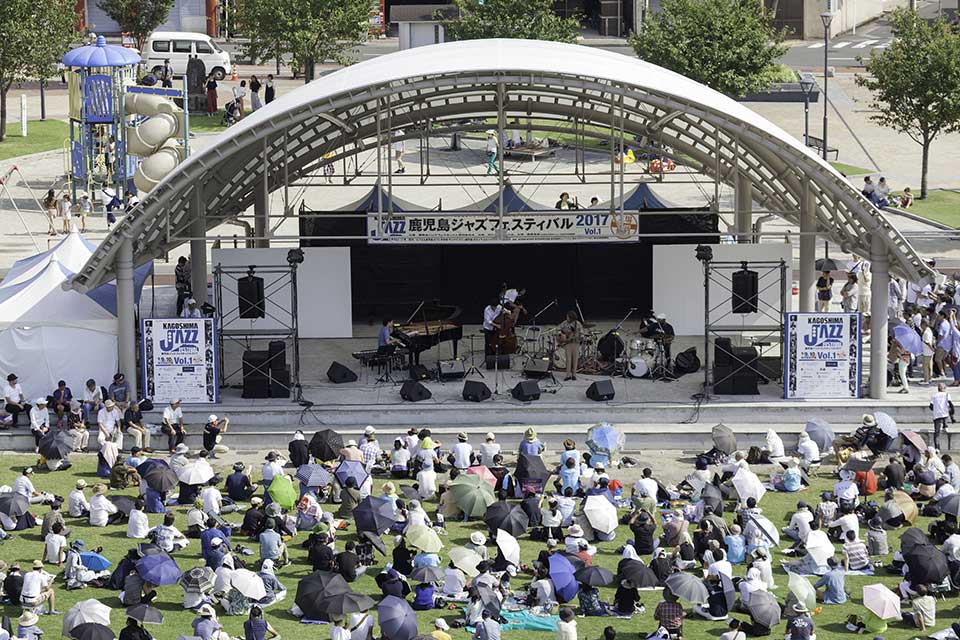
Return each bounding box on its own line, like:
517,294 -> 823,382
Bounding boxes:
558,311 -> 583,381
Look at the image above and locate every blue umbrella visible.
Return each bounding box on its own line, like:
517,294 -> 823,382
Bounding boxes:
548,553 -> 579,603
377,595 -> 418,640
79,552 -> 111,571
135,554 -> 182,586
804,419 -> 835,452
353,496 -> 397,533
893,325 -> 922,356
586,422 -> 624,455
874,411 -> 899,440
295,464 -> 332,488
334,460 -> 369,489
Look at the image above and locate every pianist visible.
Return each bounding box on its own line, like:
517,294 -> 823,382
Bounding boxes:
379,318 -> 395,348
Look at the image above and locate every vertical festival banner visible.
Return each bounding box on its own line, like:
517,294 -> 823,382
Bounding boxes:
141,318 -> 218,404
784,312 -> 862,399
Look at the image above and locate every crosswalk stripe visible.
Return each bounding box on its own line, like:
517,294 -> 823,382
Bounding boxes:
852,40 -> 878,48
808,42 -> 825,48
832,41 -> 851,49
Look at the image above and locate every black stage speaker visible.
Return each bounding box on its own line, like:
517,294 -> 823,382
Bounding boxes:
714,338 -> 733,366
674,348 -> 701,375
267,340 -> 286,372
462,380 -> 491,402
757,356 -> 782,382
523,358 -> 551,379
243,377 -> 270,399
242,350 -> 270,379
732,268 -> 759,314
269,367 -> 290,398
486,355 -> 511,370
237,274 -> 266,319
327,361 -> 358,384
586,379 -> 616,401
511,380 -> 541,402
400,380 -> 431,402
439,359 -> 466,381
409,364 -> 430,381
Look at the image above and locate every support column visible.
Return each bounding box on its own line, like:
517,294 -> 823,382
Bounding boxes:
735,174 -> 753,243
869,230 -> 889,400
798,188 -> 817,312
116,236 -> 138,403
190,215 -> 207,307
254,138 -> 270,248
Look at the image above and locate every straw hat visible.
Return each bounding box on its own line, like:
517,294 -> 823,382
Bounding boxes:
76,479 -> 87,489
470,532 -> 486,546
92,483 -> 107,495
524,427 -> 537,441
568,524 -> 584,537
198,604 -> 216,617
862,414 -> 877,427
19,612 -> 38,626
792,602 -> 809,614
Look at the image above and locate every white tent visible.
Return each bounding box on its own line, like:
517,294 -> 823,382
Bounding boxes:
0,233 -> 148,399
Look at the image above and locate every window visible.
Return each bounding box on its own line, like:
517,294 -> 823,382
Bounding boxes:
196,41 -> 213,54
152,41 -> 170,53
173,41 -> 193,53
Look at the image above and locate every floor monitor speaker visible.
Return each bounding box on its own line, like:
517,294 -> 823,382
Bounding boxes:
462,380 -> 491,402
511,380 -> 541,402
586,379 -> 616,401
327,361 -> 358,384
400,380 -> 432,402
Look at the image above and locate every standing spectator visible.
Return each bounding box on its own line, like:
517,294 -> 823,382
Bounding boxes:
42,189 -> 57,235
203,414 -> 229,459
233,80 -> 247,118
161,59 -> 173,88
29,398 -> 50,450
249,75 -> 262,111
58,193 -> 73,233
264,75 -> 275,104
921,319 -> 936,384
3,373 -> 29,427
51,380 -> 72,424
931,382 -> 951,451
79,194 -> 92,232
840,273 -> 858,312
162,399 -> 186,453
393,130 -> 405,174
175,256 -> 192,316
816,270 -> 833,312
484,131 -> 499,175
205,75 -> 218,117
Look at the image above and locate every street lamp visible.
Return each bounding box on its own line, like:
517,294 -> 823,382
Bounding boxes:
799,74 -> 815,148
820,11 -> 834,162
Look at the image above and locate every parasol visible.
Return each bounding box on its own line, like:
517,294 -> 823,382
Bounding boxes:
862,584 -> 901,620
804,418 -> 835,451
309,429 -> 343,461
448,474 -> 496,517
404,525 -> 443,553
711,423 -> 737,454
495,529 -> 521,568
586,422 -> 625,455
466,465 -> 497,489
482,501 -> 528,537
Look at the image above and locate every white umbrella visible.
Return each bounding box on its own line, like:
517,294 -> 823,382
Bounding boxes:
448,546 -> 483,577
747,514 -> 780,547
176,460 -> 214,485
943,533 -> 960,562
495,528 -> 521,567
732,469 -> 766,504
862,584 -> 901,620
63,599 -> 111,635
803,530 -> 834,567
583,494 -> 618,534
213,566 -> 234,594
787,572 -> 816,612
230,568 -> 267,599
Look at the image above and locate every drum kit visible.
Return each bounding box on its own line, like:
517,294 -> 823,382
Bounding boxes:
519,325 -> 660,378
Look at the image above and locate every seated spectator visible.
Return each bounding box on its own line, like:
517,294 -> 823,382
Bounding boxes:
865,517 -> 888,556
899,187 -> 914,208
556,606 -> 577,640
51,380 -> 72,423
653,588 -> 684,636
841,530 -> 870,571
259,519 -> 288,566
874,176 -> 891,207
151,513 -> 188,552
123,402 -> 151,452
108,373 -> 131,411
613,579 -> 641,616
81,378 -> 102,425
336,540 -> 363,582
901,583 -> 936,631
89,484 -> 120,526
128,499 -> 150,539
814,557 -> 847,604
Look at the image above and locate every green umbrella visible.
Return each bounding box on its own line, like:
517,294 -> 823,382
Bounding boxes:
787,571 -> 816,612
268,474 -> 297,510
449,474 -> 495,518
404,524 -> 443,553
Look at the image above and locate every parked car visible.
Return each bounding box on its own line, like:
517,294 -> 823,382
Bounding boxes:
142,31 -> 232,80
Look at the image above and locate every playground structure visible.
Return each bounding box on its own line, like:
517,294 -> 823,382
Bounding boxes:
63,36 -> 189,202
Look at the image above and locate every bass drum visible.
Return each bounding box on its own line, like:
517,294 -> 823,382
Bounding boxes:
551,347 -> 567,371
597,331 -> 626,361
627,355 -> 652,378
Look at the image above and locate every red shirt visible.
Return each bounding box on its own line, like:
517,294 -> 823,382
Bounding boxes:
855,470 -> 878,495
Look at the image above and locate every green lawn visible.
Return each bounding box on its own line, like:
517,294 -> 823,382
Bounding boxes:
897,189 -> 960,228
0,120 -> 68,162
829,161 -> 872,176
187,111 -> 233,133
1,454 -> 957,640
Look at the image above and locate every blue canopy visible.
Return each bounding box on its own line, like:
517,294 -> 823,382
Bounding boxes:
62,36 -> 141,68
620,183 -> 670,210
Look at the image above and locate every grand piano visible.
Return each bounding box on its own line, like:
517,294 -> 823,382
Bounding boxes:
392,301 -> 463,365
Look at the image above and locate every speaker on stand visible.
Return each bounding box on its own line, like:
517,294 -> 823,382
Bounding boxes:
731,265 -> 759,314
237,267 -> 266,319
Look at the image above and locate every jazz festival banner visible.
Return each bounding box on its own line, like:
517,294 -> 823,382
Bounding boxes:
784,312 -> 862,399
141,318 -> 219,404
368,211 -> 640,243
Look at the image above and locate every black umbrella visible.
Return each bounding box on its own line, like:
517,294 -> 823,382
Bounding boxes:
410,565 -> 444,583
940,494 -> 960,518
124,604 -> 164,625
315,590 -> 375,616
616,559 -> 660,588
354,496 -> 397,533
360,531 -> 387,556
483,501 -> 529,537
900,528 -> 931,555
295,571 -> 351,618
719,573 -> 737,610
110,496 -> 136,516
843,458 -> 874,472
515,453 -> 550,482
712,424 -> 736,455
476,585 -> 501,617
137,543 -> 168,558
904,545 -> 949,584
399,485 -> 419,501
701,484 -> 724,515
0,493 -> 30,518
815,258 -> 840,272
38,430 -> 74,460
69,623 -> 115,640
574,566 -> 615,587
747,591 -> 782,628
665,573 -> 709,604
138,460 -> 177,493
309,429 -> 344,461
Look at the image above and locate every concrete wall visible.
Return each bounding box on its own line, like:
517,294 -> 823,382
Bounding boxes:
803,0 -> 907,39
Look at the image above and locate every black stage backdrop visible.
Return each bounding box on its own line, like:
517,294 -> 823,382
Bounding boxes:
302,210 -> 717,325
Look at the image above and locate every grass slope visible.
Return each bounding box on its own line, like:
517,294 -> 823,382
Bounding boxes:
0,120 -> 68,162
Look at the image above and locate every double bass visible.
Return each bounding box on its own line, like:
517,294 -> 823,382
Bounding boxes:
494,302 -> 524,355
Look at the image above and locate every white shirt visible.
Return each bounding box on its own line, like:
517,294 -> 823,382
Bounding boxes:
89,494 -> 117,526
233,85 -> 247,100
787,509 -> 814,541
479,442 -> 501,464
923,327 -> 936,356
261,461 -> 283,485
83,386 -> 102,404
933,482 -> 956,502
330,626 -> 350,640
828,512 -> 860,539
442,567 -> 467,596
932,391 -> 951,420
29,406 -> 49,431
97,407 -> 121,433
21,570 -> 49,600
44,532 -> 66,563
180,307 -> 202,319
13,475 -> 35,498
833,480 -> 859,502
451,442 -> 473,469
707,559 -> 733,578
485,137 -> 498,154
163,405 -> 183,424
482,305 -> 502,331
201,486 -> 223,514
797,439 -> 820,463
633,477 -> 658,499
3,383 -> 23,404
128,508 -> 150,538
391,447 -> 411,468
68,489 -> 90,517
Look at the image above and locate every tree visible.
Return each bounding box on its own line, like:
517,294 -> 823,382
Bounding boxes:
442,0 -> 580,43
236,0 -> 371,83
96,0 -> 174,49
0,0 -> 75,142
630,0 -> 786,98
856,9 -> 960,199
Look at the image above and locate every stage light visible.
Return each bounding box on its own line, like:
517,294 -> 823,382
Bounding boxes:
286,248 -> 305,265
695,244 -> 713,263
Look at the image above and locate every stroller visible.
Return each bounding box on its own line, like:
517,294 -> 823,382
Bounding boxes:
221,98 -> 241,126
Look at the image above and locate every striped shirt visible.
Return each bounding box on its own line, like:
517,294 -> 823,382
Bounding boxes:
843,540 -> 870,571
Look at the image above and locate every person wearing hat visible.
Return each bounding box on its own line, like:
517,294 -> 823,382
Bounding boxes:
227,461 -> 258,502
288,430 -> 310,468
108,372 -> 131,411
28,398 -> 50,450
261,451 -> 284,489
181,297 -> 202,319
339,439 -> 363,463
784,602 -> 814,640
431,617 -> 452,640
119,614 -> 154,640
89,483 -> 120,527
17,611 -> 43,640
21,559 -> 57,615
478,432 -> 500,465
3,373 -> 30,428
484,130 -> 499,175
192,604 -> 225,640
202,414 -> 229,459
833,469 -> 860,510
123,400 -> 152,453
359,426 -> 381,472
66,479 -> 91,518
97,398 -> 123,449
13,467 -> 48,505
465,531 -> 488,561
450,432 -> 474,471
519,427 -> 545,456
162,399 -> 186,453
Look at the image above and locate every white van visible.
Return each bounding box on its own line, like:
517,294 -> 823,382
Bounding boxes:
142,32 -> 233,80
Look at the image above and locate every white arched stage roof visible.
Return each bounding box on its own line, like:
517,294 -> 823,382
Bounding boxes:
70,38 -> 931,291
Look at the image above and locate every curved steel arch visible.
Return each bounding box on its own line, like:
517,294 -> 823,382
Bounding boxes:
70,39 -> 931,292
